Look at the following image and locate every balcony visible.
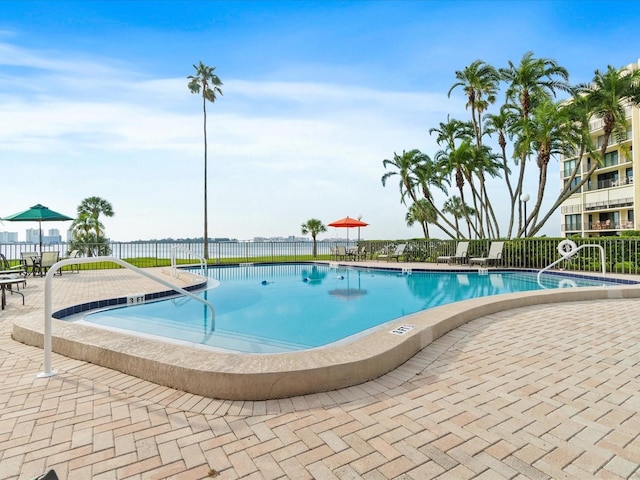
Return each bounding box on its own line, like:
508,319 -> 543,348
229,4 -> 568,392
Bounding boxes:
584,197 -> 634,211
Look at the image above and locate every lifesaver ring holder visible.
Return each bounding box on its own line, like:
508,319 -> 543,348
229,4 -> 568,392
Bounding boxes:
557,239 -> 578,258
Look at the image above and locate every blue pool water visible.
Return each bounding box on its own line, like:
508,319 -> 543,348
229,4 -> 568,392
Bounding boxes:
80,264 -> 629,353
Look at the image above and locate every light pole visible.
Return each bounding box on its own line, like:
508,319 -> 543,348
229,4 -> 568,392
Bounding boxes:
520,193 -> 530,237
357,214 -> 362,243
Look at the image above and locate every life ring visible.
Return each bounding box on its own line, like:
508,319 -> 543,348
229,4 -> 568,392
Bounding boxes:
558,278 -> 577,288
557,239 -> 578,257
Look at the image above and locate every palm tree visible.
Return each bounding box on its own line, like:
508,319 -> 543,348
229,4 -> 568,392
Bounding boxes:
405,199 -> 436,238
381,150 -> 424,208
442,196 -> 475,238
76,196 -> 114,238
301,219 -> 327,258
382,149 -> 457,238
500,52 -> 569,236
448,59 -> 499,147
500,52 -> 569,121
71,197 -> 114,257
188,61 -> 223,260
579,64 -> 640,159
484,108 -> 518,237
522,98 -> 577,236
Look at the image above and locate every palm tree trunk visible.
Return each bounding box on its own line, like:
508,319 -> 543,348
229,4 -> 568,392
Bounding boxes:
203,95 -> 209,260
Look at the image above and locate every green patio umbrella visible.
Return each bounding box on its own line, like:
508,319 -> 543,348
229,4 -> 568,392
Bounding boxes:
2,204 -> 74,255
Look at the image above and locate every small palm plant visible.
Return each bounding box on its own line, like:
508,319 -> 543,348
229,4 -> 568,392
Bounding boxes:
301,219 -> 327,259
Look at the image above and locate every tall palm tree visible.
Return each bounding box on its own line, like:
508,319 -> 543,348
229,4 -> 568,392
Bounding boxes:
500,52 -> 569,236
522,99 -> 577,236
382,150 -> 457,238
448,59 -> 499,148
500,51 -> 569,121
188,61 -> 223,260
301,219 -> 327,258
381,149 -> 425,208
484,108 -> 518,237
434,139 -> 479,238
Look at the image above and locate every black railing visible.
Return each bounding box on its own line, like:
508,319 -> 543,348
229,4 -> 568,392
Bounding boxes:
1,238 -> 639,275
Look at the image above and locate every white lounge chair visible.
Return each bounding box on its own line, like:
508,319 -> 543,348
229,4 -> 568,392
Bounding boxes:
469,242 -> 504,267
437,241 -> 469,265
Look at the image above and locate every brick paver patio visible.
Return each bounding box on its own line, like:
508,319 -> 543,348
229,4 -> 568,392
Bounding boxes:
0,267 -> 639,479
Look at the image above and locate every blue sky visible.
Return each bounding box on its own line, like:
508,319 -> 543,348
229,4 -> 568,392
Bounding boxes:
1,0 -> 639,242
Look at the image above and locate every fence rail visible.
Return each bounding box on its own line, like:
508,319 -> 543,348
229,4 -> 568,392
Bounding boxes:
1,238 -> 639,275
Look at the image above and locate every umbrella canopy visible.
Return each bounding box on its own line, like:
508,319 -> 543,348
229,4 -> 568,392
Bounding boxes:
328,216 -> 368,228
2,204 -> 74,255
328,216 -> 368,242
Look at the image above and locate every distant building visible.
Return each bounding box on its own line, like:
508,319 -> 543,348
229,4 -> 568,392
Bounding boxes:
26,228 -> 42,244
0,231 -> 18,243
44,228 -> 62,244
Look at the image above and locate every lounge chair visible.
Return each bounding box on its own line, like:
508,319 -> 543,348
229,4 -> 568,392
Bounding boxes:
378,243 -> 406,262
469,241 -> 504,267
354,245 -> 367,261
436,241 -> 469,265
63,250 -> 81,273
39,251 -> 61,276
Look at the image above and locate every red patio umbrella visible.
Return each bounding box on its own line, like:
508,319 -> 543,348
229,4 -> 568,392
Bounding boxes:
328,216 -> 368,242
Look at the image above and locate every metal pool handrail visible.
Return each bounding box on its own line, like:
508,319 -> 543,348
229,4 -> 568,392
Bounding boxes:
537,242 -> 606,286
170,245 -> 207,278
38,256 -> 214,379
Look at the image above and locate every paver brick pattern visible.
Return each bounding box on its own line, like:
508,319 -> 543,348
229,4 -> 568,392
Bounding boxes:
0,268 -> 639,479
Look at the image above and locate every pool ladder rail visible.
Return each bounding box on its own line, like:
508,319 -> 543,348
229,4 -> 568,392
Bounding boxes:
170,246 -> 207,278
536,241 -> 606,288
39,256 -> 215,379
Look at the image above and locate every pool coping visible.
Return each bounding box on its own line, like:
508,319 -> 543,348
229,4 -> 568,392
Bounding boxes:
12,265 -> 640,400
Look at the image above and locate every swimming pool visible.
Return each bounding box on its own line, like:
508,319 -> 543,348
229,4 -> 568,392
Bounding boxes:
78,264 -> 628,354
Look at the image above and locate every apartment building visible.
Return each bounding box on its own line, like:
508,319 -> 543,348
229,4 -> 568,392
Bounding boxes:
560,66 -> 640,237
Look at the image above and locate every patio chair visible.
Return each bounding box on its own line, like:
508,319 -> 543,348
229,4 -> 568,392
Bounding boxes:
20,252 -> 40,276
469,241 -> 504,267
378,243 -> 406,262
0,253 -> 26,289
39,251 -> 61,276
336,246 -> 348,260
436,241 -> 469,265
63,249 -> 81,273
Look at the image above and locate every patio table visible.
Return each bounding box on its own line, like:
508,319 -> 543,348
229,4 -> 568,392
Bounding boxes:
0,277 -> 26,309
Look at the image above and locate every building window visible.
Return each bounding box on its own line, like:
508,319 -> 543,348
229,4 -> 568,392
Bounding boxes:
564,176 -> 581,190
563,159 -> 577,177
565,214 -> 581,231
603,150 -> 618,167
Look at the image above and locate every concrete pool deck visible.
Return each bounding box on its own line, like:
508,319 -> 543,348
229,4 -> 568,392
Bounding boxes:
1,262 -> 640,478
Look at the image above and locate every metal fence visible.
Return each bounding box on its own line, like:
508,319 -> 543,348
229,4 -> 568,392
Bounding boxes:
1,238 -> 639,274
